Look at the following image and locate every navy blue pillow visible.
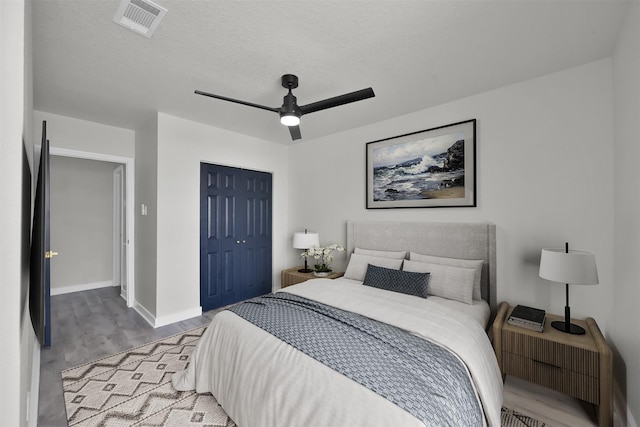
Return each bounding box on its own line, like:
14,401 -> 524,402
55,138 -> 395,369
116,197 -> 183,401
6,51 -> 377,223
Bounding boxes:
362,264 -> 430,298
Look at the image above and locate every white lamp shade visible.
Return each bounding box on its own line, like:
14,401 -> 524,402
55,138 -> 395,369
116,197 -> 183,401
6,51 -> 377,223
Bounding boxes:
539,248 -> 599,285
293,232 -> 319,249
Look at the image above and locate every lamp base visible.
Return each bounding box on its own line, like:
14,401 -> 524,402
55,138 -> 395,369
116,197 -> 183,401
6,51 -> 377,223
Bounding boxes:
298,268 -> 313,273
551,320 -> 586,335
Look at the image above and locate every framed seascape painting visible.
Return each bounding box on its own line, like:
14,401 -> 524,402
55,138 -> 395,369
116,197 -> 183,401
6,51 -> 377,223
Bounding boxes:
366,119 -> 476,209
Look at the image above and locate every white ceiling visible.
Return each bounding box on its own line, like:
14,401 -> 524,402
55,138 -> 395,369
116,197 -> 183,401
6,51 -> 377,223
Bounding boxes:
32,0 -> 631,145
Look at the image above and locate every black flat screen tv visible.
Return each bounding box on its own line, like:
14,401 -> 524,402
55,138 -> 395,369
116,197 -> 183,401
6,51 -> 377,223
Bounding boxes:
29,121 -> 49,346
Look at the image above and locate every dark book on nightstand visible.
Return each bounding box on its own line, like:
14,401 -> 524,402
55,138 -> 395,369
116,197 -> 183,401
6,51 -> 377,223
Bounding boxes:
507,304 -> 546,332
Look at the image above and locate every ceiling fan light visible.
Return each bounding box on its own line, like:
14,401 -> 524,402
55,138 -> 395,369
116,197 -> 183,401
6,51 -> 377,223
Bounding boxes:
280,113 -> 300,127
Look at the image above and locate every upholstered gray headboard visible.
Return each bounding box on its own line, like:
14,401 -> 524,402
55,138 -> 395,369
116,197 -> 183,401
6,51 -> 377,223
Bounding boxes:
346,221 -> 497,314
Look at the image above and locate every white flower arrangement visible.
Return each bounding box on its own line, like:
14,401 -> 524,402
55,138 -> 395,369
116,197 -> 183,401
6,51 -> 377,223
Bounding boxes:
301,243 -> 345,272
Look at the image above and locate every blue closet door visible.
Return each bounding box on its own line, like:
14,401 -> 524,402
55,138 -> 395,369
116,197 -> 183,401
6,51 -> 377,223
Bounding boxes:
200,163 -> 272,311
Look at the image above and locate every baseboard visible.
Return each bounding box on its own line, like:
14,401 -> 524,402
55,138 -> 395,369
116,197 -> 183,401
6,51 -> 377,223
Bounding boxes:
50,280 -> 115,296
133,301 -> 156,328
28,334 -> 40,427
614,380 -> 638,427
132,301 -> 202,328
154,306 -> 203,328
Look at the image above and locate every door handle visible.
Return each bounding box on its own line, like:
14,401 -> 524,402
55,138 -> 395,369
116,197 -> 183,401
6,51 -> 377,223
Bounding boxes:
45,251 -> 59,259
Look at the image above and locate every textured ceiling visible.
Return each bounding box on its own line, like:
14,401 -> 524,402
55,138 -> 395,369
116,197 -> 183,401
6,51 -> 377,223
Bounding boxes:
32,0 -> 631,145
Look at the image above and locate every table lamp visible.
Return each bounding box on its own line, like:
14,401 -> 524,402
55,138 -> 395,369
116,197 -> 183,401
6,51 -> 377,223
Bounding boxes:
293,229 -> 319,273
539,242 -> 599,335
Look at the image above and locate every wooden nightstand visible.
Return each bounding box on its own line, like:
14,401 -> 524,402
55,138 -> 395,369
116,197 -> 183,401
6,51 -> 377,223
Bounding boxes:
493,302 -> 612,427
280,266 -> 344,288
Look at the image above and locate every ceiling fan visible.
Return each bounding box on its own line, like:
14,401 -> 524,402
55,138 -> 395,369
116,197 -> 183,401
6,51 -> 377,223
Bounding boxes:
195,74 -> 375,141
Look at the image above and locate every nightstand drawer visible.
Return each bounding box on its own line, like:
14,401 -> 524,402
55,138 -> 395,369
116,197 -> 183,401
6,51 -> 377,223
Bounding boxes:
502,329 -> 599,376
503,352 -> 599,404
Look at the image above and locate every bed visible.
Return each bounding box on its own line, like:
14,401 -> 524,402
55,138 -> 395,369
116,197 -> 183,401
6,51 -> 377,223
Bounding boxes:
173,221 -> 503,426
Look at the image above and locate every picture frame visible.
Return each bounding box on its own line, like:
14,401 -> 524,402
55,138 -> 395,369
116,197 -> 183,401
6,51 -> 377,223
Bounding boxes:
366,119 -> 476,209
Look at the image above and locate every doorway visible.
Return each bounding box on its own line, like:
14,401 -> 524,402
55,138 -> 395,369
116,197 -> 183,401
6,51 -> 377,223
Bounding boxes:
48,147 -> 135,307
200,163 -> 273,311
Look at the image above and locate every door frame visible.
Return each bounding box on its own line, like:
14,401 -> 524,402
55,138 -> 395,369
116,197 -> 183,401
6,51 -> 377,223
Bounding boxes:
44,146 -> 136,307
113,165 -> 126,299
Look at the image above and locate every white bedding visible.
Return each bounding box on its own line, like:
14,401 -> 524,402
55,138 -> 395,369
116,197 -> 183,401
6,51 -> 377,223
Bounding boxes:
337,276 -> 491,327
173,279 -> 503,427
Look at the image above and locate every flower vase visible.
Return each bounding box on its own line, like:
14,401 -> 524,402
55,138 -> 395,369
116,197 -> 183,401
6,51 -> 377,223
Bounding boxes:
313,271 -> 332,277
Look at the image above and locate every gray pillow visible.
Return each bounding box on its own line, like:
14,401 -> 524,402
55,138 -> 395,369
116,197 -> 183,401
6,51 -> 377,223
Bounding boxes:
409,252 -> 484,301
403,260 -> 476,304
354,247 -> 407,260
344,253 -> 404,281
363,264 -> 430,298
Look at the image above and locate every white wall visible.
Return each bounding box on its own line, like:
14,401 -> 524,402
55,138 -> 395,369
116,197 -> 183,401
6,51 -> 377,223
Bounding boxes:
22,0 -> 39,424
50,156 -> 118,292
134,115 -> 158,317
0,1 -> 35,426
289,59 -> 615,331
154,113 -> 289,323
33,111 -> 134,158
613,1 -> 640,424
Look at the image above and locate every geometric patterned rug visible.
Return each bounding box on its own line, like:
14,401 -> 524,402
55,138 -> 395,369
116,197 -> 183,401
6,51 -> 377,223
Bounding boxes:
62,326 -> 544,427
62,326 -> 235,427
501,407 -> 547,427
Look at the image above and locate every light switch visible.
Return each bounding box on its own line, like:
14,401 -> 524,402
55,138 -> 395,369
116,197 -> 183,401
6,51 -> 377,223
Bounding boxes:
141,204 -> 148,216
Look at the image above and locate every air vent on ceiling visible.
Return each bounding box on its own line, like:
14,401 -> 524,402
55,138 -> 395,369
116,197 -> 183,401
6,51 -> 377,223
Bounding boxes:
113,0 -> 167,38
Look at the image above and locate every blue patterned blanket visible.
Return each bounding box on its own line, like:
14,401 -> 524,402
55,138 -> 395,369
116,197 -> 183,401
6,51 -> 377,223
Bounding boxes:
228,292 -> 483,426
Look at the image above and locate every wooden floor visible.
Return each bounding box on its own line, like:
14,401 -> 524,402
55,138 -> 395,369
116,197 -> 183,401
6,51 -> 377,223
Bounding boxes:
504,376 -> 599,427
37,286 -> 220,427
38,286 -> 615,427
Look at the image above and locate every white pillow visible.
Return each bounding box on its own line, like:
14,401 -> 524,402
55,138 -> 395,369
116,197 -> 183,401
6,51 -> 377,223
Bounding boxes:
344,253 -> 404,282
409,252 -> 484,300
403,260 -> 476,305
354,247 -> 407,260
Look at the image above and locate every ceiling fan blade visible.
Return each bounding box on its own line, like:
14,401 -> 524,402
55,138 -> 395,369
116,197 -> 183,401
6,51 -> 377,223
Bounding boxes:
195,90 -> 278,113
299,88 -> 375,115
288,125 -> 302,141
